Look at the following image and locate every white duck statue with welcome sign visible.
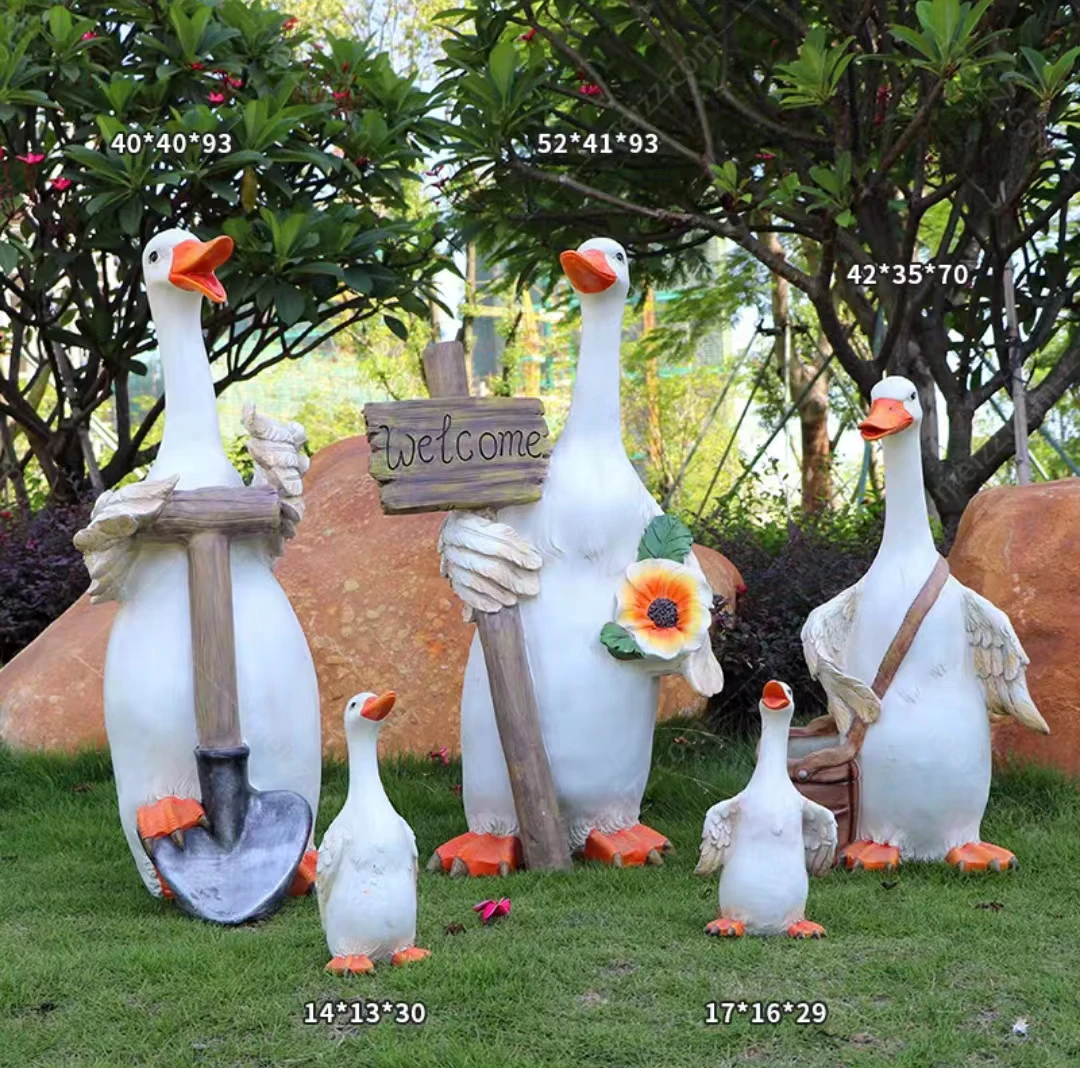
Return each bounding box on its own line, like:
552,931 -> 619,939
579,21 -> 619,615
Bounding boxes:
696,680 -> 836,938
801,375 -> 1049,872
432,237 -> 725,875
74,228 -> 322,898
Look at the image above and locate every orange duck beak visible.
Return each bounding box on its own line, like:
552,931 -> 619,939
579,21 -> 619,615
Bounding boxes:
361,692 -> 397,721
859,397 -> 913,441
560,248 -> 617,293
761,680 -> 790,710
169,235 -> 233,303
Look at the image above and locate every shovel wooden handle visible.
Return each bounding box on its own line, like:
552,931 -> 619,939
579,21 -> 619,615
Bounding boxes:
186,530 -> 242,749
144,487 -> 281,751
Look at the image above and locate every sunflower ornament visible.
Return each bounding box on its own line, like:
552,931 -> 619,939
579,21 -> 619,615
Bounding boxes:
600,515 -> 713,664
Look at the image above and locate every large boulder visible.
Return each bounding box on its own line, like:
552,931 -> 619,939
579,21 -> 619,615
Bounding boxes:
0,435 -> 743,757
949,480 -> 1080,778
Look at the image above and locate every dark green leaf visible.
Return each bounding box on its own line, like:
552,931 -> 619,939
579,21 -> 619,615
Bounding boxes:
599,622 -> 644,661
637,514 -> 693,563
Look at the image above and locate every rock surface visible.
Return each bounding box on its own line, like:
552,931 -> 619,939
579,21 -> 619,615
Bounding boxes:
0,435 -> 742,758
949,480 -> 1080,778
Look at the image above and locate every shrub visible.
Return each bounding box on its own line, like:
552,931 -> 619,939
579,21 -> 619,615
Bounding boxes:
694,487 -> 891,738
0,503 -> 91,664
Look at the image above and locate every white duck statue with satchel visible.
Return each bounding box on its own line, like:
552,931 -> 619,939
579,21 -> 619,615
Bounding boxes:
801,375 -> 1049,871
74,229 -> 322,897
432,237 -> 725,875
697,680 -> 836,938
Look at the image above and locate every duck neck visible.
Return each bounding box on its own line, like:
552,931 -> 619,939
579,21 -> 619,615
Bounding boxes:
150,290 -> 226,469
750,710 -> 793,788
560,289 -> 625,446
877,429 -> 936,564
346,730 -> 391,810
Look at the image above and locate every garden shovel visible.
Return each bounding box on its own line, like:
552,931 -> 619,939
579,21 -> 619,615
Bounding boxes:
145,487 -> 312,925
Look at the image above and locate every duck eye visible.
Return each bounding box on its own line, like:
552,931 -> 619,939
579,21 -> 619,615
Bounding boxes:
615,252 -> 624,262
148,251 -> 159,264
909,391 -> 916,401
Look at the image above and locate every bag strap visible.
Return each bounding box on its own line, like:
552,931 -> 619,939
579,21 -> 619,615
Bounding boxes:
790,555 -> 950,780
869,555 -> 950,699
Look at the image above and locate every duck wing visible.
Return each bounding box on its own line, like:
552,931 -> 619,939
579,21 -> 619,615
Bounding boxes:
73,475 -> 180,603
242,403 -> 309,556
315,822 -> 345,924
678,549 -> 725,696
959,584 -> 1049,734
801,797 -> 838,876
801,582 -> 881,734
438,510 -> 542,620
694,795 -> 742,876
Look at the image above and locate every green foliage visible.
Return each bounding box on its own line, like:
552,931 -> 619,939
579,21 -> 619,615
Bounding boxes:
636,513 -> 692,563
435,1 -> 1080,528
774,27 -> 856,108
1003,44 -> 1080,104
0,0 -> 446,496
889,0 -> 1002,77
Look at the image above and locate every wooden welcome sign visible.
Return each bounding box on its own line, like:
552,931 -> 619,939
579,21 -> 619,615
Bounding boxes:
364,396 -> 551,514
362,341 -> 571,873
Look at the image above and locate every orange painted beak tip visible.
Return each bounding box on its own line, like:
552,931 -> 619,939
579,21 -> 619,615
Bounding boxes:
560,248 -> 617,293
761,679 -> 790,710
361,691 -> 397,721
858,397 -> 913,441
168,235 -> 233,303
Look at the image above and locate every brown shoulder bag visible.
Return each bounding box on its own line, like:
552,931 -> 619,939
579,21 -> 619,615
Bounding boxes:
788,556 -> 950,849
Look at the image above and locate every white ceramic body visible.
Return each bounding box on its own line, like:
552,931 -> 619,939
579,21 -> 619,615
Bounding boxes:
460,434 -> 660,847
846,573 -> 990,858
718,780 -> 809,934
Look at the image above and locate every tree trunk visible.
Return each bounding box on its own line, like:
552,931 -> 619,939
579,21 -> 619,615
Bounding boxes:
642,287 -> 666,495
767,232 -> 832,513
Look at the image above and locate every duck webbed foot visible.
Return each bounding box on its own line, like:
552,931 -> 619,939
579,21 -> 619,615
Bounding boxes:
137,796 -> 209,897
391,946 -> 431,966
326,954 -> 375,976
787,920 -> 826,939
839,840 -> 901,871
427,832 -> 522,876
137,796 -> 208,855
289,849 -> 318,896
582,823 -> 673,868
945,841 -> 1018,873
705,917 -> 745,937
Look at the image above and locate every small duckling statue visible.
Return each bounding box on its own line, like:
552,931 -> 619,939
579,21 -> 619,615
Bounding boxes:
317,692 -> 430,974
696,680 -> 837,938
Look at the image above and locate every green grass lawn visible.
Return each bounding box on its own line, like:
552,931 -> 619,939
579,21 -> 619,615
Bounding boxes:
2,723 -> 1079,1068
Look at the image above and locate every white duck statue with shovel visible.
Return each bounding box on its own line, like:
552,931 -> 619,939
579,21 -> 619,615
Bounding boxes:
75,229 -> 321,916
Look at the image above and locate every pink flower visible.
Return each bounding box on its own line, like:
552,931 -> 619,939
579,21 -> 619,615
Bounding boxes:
208,91 -> 226,105
228,76 -> 243,88
332,90 -> 350,102
17,152 -> 45,165
81,31 -> 97,41
429,747 -> 450,766
520,28 -> 537,41
473,898 -> 511,925
283,16 -> 299,31
49,177 -> 72,191
579,83 -> 602,97
190,61 -> 205,70
755,151 -> 775,161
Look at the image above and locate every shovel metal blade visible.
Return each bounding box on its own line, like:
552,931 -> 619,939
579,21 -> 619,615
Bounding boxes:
151,746 -> 313,925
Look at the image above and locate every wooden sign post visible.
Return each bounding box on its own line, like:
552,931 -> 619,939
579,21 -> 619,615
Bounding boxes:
363,341 -> 571,873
